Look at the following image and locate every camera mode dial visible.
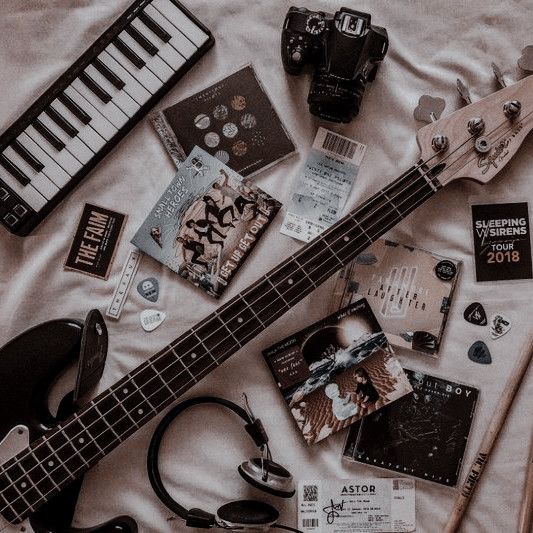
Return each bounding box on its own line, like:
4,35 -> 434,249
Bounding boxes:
305,14 -> 326,35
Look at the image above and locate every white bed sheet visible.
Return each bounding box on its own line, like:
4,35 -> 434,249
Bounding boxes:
1,1 -> 532,531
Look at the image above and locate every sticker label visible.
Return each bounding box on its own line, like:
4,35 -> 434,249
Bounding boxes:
471,202 -> 532,282
65,204 -> 127,280
281,127 -> 366,243
298,478 -> 415,532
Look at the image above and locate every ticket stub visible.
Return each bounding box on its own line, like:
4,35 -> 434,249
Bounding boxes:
281,127 -> 366,243
298,478 -> 415,533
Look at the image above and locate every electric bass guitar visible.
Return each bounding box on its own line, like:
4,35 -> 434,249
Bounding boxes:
1,73 -> 532,532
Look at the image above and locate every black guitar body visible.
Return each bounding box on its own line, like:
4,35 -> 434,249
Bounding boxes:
0,319 -> 137,533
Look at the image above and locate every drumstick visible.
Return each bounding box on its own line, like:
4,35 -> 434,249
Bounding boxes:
518,431 -> 533,533
444,338 -> 533,533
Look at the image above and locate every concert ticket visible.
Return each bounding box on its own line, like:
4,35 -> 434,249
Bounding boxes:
298,478 -> 415,533
280,127 -> 366,243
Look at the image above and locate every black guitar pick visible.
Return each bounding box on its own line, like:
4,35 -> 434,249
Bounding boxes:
464,302 -> 487,326
468,340 -> 492,365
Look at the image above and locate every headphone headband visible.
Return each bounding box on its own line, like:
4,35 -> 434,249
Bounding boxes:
147,396 -> 280,528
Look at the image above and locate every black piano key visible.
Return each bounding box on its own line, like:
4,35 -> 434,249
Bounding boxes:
138,12 -> 171,43
46,106 -> 79,138
114,37 -> 146,69
0,154 -> 31,186
12,140 -> 44,172
32,119 -> 66,151
93,58 -> 125,90
79,72 -> 113,104
58,93 -> 92,125
125,25 -> 159,56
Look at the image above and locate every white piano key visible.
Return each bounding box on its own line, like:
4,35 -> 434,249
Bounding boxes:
84,64 -> 141,116
152,0 -> 209,47
131,18 -> 186,71
2,147 -> 60,200
63,86 -> 119,141
71,78 -> 129,129
98,51 -> 153,104
143,4 -> 197,58
37,112 -> 94,165
17,132 -> 71,188
107,44 -> 162,94
25,125 -> 83,176
51,100 -> 107,153
0,167 -> 47,212
118,30 -> 174,82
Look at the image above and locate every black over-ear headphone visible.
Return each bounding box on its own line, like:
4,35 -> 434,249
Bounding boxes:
147,396 -> 302,532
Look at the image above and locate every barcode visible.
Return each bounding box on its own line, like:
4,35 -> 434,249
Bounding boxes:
303,484 -> 318,502
303,519 -> 319,527
322,132 -> 357,159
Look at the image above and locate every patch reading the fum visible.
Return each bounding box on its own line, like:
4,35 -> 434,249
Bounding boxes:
471,202 -> 532,282
65,204 -> 127,280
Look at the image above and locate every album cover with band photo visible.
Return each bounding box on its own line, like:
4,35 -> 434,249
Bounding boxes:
131,146 -> 281,298
151,64 -> 296,177
330,239 -> 461,357
343,369 -> 479,487
262,300 -> 412,446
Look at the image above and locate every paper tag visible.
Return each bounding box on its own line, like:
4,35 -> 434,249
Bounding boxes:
281,128 -> 366,243
64,203 -> 127,280
298,478 -> 415,533
471,201 -> 532,282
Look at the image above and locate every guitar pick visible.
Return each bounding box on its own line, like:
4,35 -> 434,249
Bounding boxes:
468,341 -> 492,365
518,45 -> 533,72
463,302 -> 487,326
413,95 -> 446,123
489,313 -> 512,340
140,310 -> 166,332
137,277 -> 159,303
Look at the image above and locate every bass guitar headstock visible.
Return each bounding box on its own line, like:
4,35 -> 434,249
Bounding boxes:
416,71 -> 533,187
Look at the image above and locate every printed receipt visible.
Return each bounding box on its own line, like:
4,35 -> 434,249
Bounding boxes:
281,127 -> 366,243
298,478 -> 415,533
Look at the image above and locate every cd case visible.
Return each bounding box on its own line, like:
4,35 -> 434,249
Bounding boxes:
151,64 -> 296,177
131,146 -> 281,298
342,369 -> 479,487
262,300 -> 412,446
330,239 -> 461,357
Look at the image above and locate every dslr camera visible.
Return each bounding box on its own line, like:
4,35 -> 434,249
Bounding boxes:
281,7 -> 388,123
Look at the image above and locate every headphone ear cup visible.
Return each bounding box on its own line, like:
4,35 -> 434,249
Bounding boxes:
238,458 -> 296,498
216,500 -> 279,529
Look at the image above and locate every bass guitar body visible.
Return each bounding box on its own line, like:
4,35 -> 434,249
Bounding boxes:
0,320 -> 136,533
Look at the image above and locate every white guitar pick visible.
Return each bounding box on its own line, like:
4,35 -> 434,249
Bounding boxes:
140,310 -> 166,332
489,313 -> 511,340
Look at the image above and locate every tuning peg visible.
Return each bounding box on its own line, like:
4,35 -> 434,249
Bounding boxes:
491,62 -> 507,88
456,79 -> 472,105
517,45 -> 533,73
413,94 -> 446,124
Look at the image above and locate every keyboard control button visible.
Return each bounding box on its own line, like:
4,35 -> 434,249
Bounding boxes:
13,204 -> 28,217
4,213 -> 19,227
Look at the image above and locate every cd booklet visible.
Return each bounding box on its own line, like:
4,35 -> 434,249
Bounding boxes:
151,64 -> 296,177
330,239 -> 461,357
131,146 -> 281,298
262,300 -> 412,446
343,369 -> 479,487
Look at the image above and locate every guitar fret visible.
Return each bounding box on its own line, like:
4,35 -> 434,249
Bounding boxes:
381,191 -> 404,218
92,404 -> 122,442
292,256 -> 317,288
110,393 -> 140,430
213,310 -> 243,347
192,331 -> 218,364
0,486 -> 22,524
59,429 -> 89,469
73,414 -> 105,456
170,348 -> 197,381
42,441 -> 74,479
264,276 -> 291,307
147,359 -> 178,398
217,296 -> 265,345
30,452 -> 60,490
2,467 -> 36,511
322,238 -> 345,266
239,295 -> 266,328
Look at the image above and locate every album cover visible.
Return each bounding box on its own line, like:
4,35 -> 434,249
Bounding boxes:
330,239 -> 461,357
131,146 -> 281,298
343,369 -> 479,487
262,301 -> 412,446
151,64 -> 296,177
